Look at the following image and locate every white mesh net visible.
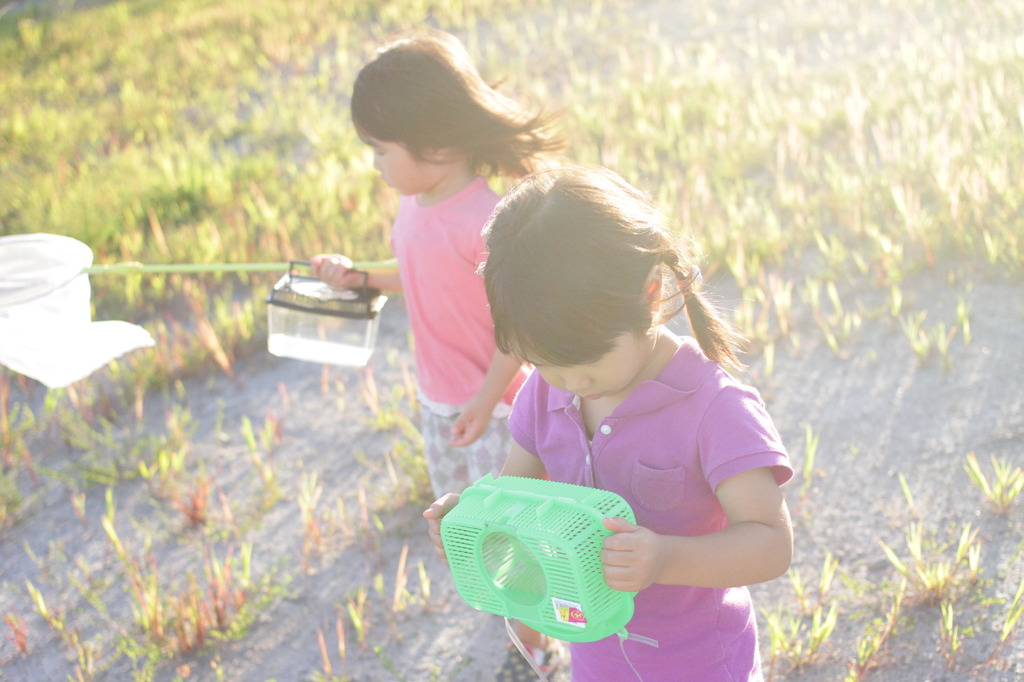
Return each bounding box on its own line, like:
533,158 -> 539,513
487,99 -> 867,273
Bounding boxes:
0,233 -> 153,388
0,233 -> 93,308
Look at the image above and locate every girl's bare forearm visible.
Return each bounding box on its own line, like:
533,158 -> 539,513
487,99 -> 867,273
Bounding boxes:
365,262 -> 403,291
499,441 -> 547,479
472,350 -> 524,413
652,517 -> 792,588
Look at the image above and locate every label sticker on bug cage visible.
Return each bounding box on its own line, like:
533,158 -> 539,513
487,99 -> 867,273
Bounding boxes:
552,598 -> 587,627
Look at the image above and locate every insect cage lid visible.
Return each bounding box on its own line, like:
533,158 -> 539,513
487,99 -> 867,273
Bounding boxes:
266,266 -> 385,320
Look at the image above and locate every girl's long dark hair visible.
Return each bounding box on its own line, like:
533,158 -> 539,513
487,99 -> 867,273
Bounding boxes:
351,30 -> 562,178
483,166 -> 744,368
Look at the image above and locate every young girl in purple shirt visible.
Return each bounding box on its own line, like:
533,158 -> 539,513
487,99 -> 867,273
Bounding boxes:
426,166 -> 794,680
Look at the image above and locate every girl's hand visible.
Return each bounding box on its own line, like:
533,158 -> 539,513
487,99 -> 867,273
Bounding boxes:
600,516 -> 665,592
310,254 -> 363,289
449,396 -> 491,447
423,493 -> 461,563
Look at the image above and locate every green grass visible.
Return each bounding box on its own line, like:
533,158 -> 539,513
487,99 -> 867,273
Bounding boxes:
2,0 -> 1024,679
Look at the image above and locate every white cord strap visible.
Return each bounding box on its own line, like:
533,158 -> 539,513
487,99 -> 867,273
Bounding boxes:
504,617 -> 550,682
617,629 -> 660,682
502,619 -> 658,682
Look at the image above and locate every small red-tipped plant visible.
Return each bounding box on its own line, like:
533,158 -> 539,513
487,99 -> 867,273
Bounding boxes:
204,545 -> 247,630
299,472 -> 324,570
171,576 -> 207,653
218,490 -> 241,543
0,375 -> 11,468
335,611 -> 346,664
317,627 -> 333,677
360,366 -> 380,415
171,473 -> 211,525
4,612 -> 28,654
69,490 -> 87,528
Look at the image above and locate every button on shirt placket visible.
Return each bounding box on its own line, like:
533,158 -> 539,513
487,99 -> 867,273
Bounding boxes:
567,401 -> 616,489
590,423 -> 614,489
566,402 -> 598,488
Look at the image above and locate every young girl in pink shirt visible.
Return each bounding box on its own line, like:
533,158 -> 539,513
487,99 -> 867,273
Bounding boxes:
310,30 -> 564,675
312,30 -> 560,496
426,166 -> 794,680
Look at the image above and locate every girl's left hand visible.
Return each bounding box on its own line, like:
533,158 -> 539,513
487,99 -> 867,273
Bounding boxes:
423,493 -> 461,562
448,396 -> 491,447
310,254 -> 363,289
600,517 -> 665,592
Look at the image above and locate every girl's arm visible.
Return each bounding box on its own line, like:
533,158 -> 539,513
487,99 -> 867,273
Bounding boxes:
310,254 -> 404,292
423,440 -> 546,561
601,467 -> 792,592
499,440 -> 548,479
449,350 -> 525,447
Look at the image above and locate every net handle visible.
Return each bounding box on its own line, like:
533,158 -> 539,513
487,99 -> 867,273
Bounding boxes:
82,260 -> 397,275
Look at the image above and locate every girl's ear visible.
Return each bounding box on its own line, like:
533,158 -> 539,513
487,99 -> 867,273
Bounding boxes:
644,266 -> 662,305
644,278 -> 660,303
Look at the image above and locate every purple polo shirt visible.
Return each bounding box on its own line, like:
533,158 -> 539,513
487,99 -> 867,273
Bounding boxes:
508,337 -> 792,681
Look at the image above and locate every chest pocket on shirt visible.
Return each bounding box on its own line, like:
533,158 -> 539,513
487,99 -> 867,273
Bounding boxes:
631,461 -> 688,511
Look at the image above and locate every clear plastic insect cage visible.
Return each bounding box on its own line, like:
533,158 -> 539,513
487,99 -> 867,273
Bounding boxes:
266,261 -> 387,368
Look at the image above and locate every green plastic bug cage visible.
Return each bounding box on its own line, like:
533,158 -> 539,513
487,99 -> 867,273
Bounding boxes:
441,474 -> 637,643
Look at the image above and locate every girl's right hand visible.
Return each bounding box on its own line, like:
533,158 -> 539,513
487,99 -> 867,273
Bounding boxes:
423,493 -> 461,562
310,254 -> 362,289
600,516 -> 666,592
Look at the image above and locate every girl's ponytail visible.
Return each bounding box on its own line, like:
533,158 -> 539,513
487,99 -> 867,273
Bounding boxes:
663,253 -> 745,369
684,289 -> 745,370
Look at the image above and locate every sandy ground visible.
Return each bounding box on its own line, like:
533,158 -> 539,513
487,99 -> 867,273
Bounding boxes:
2,267 -> 1022,682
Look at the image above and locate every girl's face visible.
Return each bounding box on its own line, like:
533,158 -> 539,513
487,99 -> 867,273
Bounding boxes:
531,330 -> 663,403
365,138 -> 470,204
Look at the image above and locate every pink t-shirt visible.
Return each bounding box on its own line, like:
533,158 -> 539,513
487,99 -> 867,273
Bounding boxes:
508,338 -> 792,681
390,177 -> 527,406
